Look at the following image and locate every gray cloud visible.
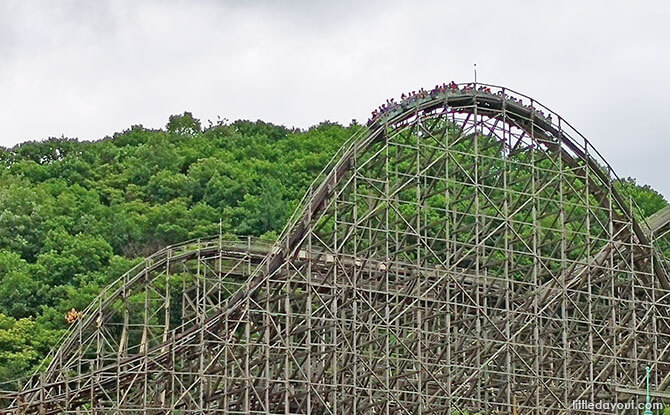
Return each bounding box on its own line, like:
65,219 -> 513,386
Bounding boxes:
1,0 -> 669,196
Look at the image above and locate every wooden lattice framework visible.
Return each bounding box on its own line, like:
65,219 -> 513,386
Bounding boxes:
2,83 -> 670,414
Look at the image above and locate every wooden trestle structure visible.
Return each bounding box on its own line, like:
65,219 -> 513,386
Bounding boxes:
2,83 -> 669,414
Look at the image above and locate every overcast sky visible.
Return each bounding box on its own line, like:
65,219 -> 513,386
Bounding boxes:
1,0 -> 669,196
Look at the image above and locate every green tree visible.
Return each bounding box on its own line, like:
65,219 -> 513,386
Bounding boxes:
166,112 -> 201,136
0,314 -> 62,384
616,177 -> 667,218
0,251 -> 39,318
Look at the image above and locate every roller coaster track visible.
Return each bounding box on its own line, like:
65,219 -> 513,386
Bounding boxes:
2,83 -> 670,415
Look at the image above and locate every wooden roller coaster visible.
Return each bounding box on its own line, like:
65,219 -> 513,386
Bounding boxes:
2,83 -> 669,414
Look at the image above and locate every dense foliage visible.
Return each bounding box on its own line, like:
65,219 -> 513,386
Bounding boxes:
0,114 -> 354,383
0,113 -> 665,384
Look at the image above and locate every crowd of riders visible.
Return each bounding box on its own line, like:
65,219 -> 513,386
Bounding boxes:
367,82 -> 552,126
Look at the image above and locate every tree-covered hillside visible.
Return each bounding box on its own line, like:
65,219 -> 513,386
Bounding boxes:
0,113 -> 665,383
0,114 -> 355,383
